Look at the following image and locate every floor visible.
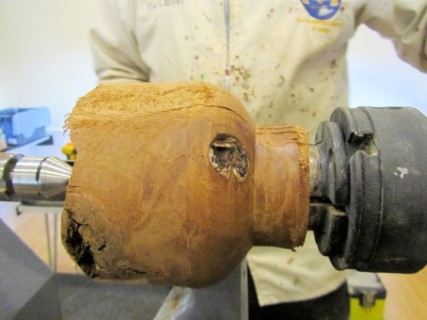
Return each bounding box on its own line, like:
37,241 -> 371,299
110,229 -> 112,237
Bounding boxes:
2,207 -> 427,320
1,204 -> 79,274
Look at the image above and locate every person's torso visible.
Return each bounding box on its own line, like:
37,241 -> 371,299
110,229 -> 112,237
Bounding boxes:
125,0 -> 363,139
109,0 -> 361,304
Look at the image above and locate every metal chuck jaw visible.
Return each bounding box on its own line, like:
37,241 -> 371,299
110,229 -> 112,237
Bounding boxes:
309,107 -> 427,273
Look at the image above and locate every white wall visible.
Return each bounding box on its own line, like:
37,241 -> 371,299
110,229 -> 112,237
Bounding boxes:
0,0 -> 100,130
0,2 -> 426,131
348,26 -> 427,114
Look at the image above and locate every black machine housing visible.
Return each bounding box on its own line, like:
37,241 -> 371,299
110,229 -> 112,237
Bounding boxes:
311,107 -> 427,273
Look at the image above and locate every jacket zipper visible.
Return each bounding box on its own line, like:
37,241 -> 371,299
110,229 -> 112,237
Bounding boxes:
224,0 -> 231,91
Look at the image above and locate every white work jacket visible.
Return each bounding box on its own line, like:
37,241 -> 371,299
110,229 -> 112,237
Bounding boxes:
90,0 -> 427,306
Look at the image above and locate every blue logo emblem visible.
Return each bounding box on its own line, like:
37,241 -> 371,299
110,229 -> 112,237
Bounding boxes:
301,0 -> 342,20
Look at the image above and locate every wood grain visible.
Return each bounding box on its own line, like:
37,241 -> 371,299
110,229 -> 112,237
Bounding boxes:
62,83 -> 255,287
380,269 -> 427,320
253,125 -> 310,248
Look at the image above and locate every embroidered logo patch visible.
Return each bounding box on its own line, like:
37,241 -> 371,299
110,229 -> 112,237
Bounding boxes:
300,0 -> 342,20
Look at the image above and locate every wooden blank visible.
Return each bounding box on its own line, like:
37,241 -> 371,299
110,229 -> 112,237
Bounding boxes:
61,82 -> 309,287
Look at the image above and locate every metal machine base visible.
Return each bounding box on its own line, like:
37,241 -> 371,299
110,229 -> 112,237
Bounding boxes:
0,219 -> 248,320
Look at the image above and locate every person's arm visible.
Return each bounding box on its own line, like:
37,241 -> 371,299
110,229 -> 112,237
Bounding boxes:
358,0 -> 427,72
90,0 -> 149,83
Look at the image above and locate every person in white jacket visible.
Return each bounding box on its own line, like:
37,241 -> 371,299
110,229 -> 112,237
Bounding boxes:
90,1 -> 427,319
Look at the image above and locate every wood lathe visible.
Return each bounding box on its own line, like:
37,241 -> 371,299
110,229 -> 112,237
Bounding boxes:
0,82 -> 425,287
